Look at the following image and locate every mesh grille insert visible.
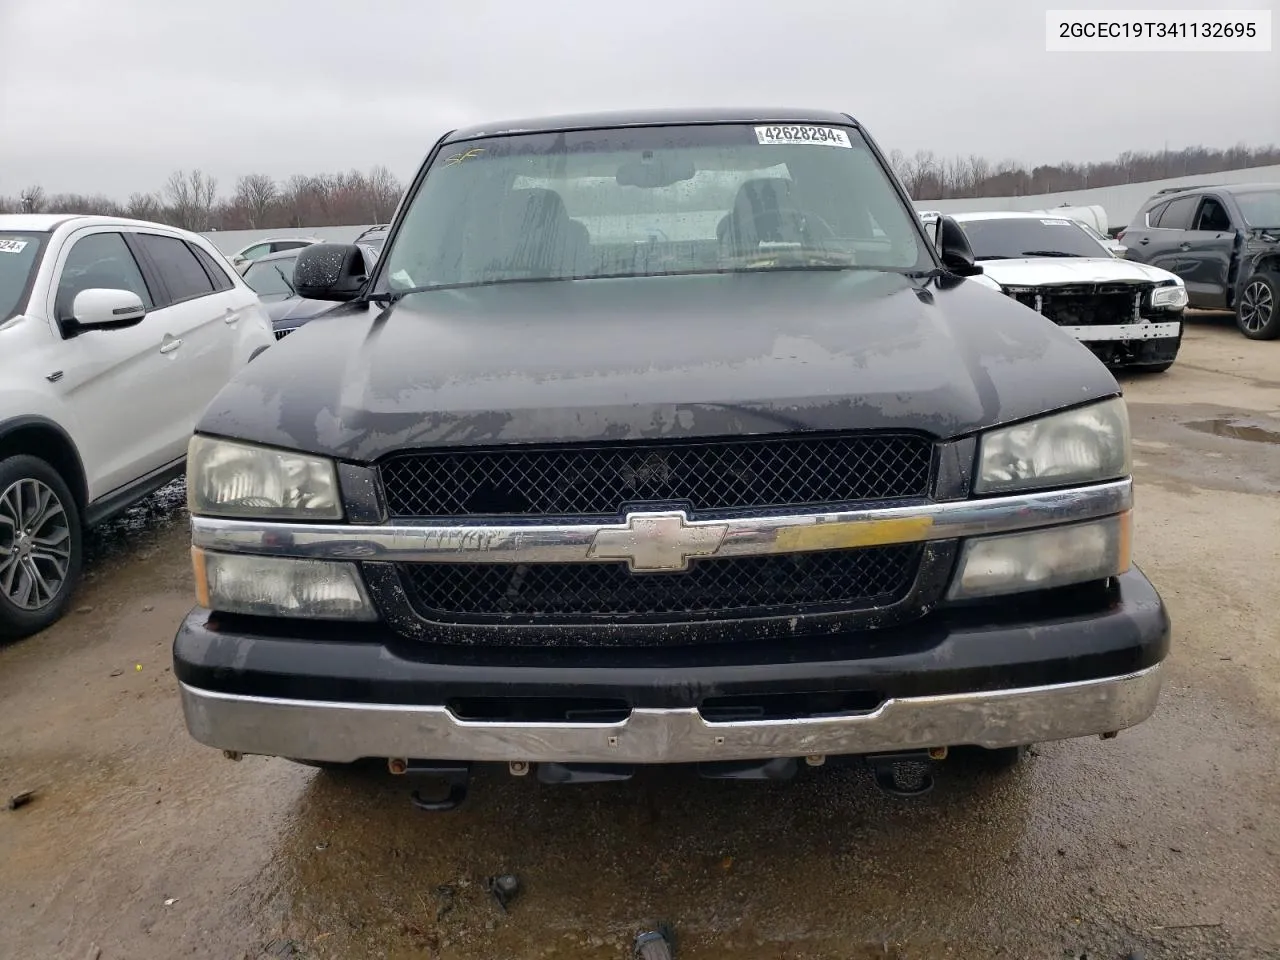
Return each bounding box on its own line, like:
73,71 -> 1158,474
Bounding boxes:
397,544 -> 920,625
380,434 -> 933,518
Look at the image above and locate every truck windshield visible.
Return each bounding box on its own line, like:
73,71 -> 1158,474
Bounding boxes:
960,217 -> 1108,260
1234,189 -> 1280,228
0,233 -> 47,322
380,123 -> 929,293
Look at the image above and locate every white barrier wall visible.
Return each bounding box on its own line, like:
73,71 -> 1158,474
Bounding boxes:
200,165 -> 1280,252
201,224 -> 379,254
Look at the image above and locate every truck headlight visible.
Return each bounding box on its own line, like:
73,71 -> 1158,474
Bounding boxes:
187,436 -> 341,520
975,398 -> 1131,495
1150,283 -> 1188,309
947,513 -> 1131,601
192,548 -> 376,620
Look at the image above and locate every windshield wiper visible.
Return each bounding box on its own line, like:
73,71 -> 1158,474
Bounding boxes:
367,284 -> 438,304
366,274 -> 578,304
273,265 -> 297,296
904,267 -> 948,280
366,261 -> 931,302
1019,250 -> 1084,258
723,250 -> 861,269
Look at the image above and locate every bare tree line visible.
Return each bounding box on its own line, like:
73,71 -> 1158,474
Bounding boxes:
887,142 -> 1280,200
1,165 -> 404,231
3,143 -> 1279,227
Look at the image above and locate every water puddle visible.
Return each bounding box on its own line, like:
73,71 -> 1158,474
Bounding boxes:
1184,417 -> 1280,445
83,479 -> 188,566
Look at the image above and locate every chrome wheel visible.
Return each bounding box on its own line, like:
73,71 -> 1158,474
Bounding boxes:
0,478 -> 73,610
1239,279 -> 1274,335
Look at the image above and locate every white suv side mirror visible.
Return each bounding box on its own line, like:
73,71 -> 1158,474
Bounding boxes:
71,288 -> 147,328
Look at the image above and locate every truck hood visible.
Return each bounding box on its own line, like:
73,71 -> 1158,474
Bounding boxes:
198,270 -> 1120,462
976,256 -> 1179,288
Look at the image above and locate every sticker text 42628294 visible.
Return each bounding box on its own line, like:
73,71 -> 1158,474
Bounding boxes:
754,125 -> 852,148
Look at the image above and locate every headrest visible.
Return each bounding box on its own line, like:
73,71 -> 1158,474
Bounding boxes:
502,188 -> 570,224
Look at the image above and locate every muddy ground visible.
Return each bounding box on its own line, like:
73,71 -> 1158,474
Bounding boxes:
2,313 -> 1278,960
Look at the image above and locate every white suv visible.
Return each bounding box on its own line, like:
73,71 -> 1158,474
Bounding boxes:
228,236 -> 323,273
0,214 -> 275,638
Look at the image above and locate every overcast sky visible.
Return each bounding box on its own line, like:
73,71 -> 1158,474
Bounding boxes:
1,0 -> 1276,198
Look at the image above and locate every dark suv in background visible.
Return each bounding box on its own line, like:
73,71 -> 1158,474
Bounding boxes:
1119,183 -> 1280,339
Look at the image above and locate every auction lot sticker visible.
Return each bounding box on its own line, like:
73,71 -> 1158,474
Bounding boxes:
755,125 -> 851,148
0,238 -> 29,253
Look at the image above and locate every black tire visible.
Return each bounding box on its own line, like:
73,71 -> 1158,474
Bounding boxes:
954,744 -> 1029,772
287,759 -> 354,770
1236,271 -> 1280,340
0,455 -> 84,640
979,745 -> 1028,770
285,758 -> 385,773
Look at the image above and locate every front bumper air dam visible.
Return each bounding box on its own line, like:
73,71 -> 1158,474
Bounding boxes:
174,569 -> 1170,766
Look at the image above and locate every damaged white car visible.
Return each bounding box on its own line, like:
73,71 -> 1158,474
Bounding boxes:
951,211 -> 1186,372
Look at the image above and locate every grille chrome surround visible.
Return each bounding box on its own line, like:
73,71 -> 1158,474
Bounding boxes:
192,478 -> 1132,644
378,433 -> 934,518
190,480 -> 1134,567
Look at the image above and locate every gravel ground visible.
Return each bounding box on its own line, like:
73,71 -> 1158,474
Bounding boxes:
1,312 -> 1278,960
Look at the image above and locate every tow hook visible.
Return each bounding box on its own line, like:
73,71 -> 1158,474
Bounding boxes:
697,757 -> 799,781
389,759 -> 471,812
865,750 -> 942,797
635,925 -> 677,959
536,762 -> 635,784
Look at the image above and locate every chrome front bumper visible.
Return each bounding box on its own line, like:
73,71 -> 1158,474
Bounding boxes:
178,664 -> 1162,765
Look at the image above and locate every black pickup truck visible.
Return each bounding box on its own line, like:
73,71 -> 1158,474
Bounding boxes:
174,108 -> 1168,804
1120,182 -> 1280,339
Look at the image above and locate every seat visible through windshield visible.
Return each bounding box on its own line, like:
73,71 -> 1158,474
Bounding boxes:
381,123 -> 929,292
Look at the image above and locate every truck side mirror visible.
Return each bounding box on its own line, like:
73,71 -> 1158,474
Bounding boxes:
294,243 -> 370,302
938,216 -> 983,276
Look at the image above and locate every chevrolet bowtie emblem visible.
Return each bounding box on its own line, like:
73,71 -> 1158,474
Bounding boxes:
587,511 -> 729,573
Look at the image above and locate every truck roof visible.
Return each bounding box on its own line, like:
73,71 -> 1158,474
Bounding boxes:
443,107 -> 859,143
